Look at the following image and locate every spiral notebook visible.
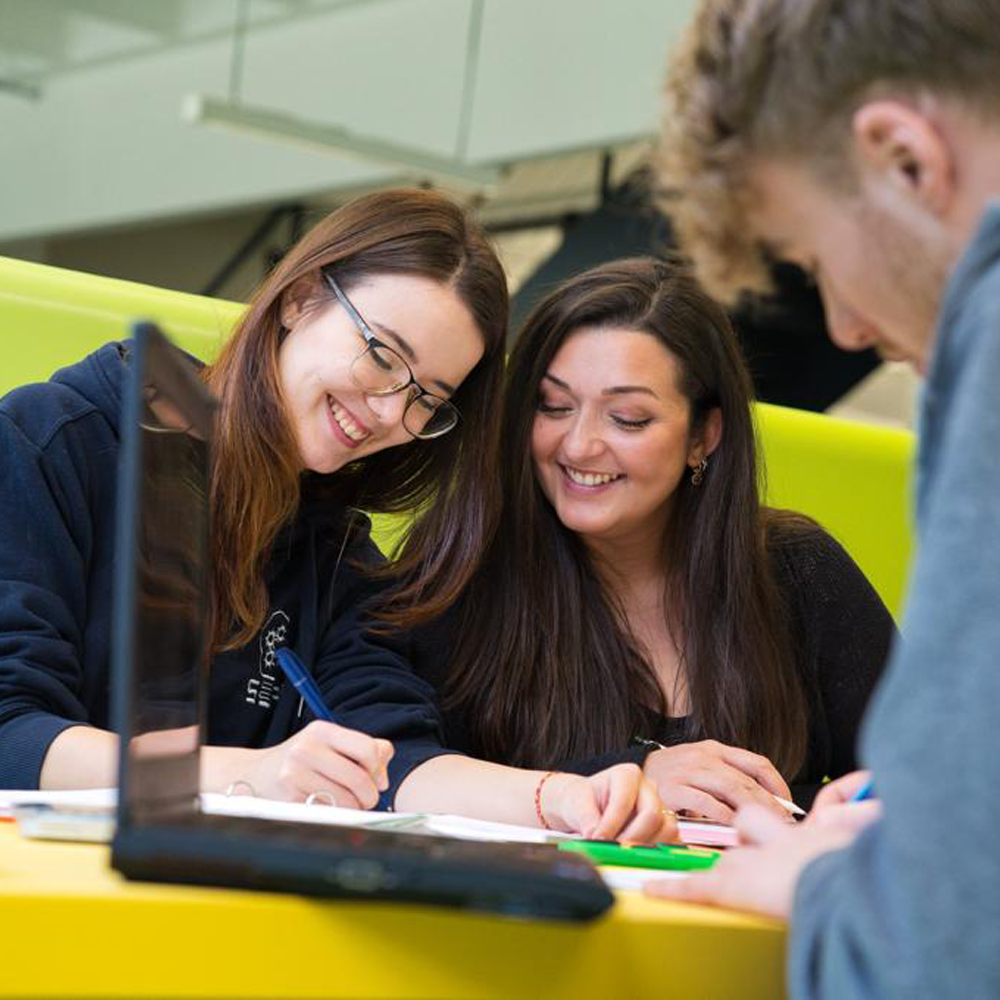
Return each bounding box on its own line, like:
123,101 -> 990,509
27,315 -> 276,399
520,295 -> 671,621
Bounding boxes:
108,322 -> 613,921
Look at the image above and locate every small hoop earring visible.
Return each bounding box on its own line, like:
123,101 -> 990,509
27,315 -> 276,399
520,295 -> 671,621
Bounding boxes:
690,457 -> 708,487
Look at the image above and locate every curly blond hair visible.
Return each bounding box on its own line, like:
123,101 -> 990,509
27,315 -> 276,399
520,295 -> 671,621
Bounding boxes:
657,0 -> 1000,304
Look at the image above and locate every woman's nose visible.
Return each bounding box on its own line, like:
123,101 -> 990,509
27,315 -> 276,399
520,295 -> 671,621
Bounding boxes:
364,390 -> 409,428
562,413 -> 605,461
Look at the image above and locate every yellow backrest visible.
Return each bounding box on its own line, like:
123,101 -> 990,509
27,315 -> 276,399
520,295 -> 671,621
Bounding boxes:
0,255 -> 238,387
0,255 -> 914,616
757,403 -> 914,618
0,254 -> 409,556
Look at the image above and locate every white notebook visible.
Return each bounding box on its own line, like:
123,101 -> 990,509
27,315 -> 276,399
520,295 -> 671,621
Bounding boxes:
2,787 -> 575,846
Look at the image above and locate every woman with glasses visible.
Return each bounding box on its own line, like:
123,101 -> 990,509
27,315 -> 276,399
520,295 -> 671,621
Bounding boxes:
0,191 -> 673,843
406,257 -> 894,820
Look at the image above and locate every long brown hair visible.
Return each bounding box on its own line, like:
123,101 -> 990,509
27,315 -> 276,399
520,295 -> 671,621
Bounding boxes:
444,257 -> 808,778
202,189 -> 508,651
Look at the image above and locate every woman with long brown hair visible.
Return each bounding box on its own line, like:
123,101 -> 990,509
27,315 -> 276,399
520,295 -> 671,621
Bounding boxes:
0,192 -> 672,843
411,256 -> 894,818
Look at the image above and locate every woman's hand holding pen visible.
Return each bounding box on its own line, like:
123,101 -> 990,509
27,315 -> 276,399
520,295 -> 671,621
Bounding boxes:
222,722 -> 394,808
539,763 -> 679,845
642,740 -> 795,823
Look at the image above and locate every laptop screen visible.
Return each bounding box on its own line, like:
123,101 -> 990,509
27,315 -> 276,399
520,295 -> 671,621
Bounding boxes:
108,327 -> 615,922
112,323 -> 217,828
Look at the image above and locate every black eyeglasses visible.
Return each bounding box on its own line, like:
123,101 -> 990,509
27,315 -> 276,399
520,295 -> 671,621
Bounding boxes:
322,271 -> 460,440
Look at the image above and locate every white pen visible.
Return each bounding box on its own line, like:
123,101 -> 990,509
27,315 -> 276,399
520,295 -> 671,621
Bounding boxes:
632,738 -> 806,817
773,794 -> 806,817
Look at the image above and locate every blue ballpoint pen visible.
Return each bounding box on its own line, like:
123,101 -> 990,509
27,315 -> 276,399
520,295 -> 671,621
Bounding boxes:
275,647 -> 337,723
848,777 -> 875,802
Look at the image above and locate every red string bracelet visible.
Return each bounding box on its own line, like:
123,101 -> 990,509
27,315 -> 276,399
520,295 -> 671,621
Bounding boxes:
534,770 -> 557,830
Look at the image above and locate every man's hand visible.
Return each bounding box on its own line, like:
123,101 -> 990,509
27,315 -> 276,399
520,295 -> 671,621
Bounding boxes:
805,770 -> 882,835
644,803 -> 872,919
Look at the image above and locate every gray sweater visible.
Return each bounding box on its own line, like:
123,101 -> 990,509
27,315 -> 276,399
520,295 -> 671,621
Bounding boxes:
789,202 -> 1000,999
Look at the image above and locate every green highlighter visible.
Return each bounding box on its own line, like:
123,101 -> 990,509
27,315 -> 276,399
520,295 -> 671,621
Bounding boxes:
558,840 -> 720,871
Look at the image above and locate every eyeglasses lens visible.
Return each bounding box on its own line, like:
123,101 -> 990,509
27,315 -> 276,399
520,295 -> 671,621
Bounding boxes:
351,343 -> 410,393
350,342 -> 459,440
403,395 -> 459,439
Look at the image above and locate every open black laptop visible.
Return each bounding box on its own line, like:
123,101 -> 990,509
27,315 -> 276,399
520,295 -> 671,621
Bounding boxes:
109,322 -> 614,921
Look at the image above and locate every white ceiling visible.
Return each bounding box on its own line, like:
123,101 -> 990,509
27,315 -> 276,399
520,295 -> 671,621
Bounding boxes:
0,0 -> 697,242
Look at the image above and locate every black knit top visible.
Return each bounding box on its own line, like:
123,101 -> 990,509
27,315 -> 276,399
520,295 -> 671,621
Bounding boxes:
409,522 -> 896,809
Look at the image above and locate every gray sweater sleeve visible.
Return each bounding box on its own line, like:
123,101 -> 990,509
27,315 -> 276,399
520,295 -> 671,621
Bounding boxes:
788,204 -> 1000,999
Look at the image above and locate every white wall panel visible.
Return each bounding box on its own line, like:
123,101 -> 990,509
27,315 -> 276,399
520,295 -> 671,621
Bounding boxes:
0,0 -> 696,242
467,0 -> 696,161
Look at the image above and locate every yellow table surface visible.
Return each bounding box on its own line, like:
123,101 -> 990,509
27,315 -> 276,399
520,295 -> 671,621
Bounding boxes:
0,823 -> 786,999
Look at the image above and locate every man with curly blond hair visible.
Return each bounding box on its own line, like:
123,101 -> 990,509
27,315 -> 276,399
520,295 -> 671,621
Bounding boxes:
646,2 -> 1000,997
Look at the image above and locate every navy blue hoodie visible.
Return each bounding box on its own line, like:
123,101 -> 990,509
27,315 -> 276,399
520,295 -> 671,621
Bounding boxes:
0,342 -> 448,804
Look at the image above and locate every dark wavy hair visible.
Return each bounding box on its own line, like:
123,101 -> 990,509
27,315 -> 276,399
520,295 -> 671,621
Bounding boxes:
443,257 -> 808,778
203,188 -> 508,650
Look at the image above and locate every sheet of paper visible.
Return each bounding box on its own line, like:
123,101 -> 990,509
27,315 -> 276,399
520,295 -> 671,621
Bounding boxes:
0,787 -> 116,818
420,814 -> 576,844
2,788 -> 577,847
598,866 -> 691,891
676,817 -> 740,848
202,795 -> 576,844
200,793 -> 425,830
12,802 -> 115,842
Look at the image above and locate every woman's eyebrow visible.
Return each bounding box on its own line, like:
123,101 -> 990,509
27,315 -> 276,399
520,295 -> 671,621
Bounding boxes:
372,322 -> 417,363
602,384 -> 658,398
543,372 -> 658,399
374,322 -> 455,396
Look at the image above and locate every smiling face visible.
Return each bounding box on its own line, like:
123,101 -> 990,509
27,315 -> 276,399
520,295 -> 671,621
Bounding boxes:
531,326 -> 717,549
278,272 -> 484,474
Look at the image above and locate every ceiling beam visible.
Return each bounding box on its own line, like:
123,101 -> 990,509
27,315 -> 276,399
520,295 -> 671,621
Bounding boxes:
182,94 -> 503,194
55,1 -> 186,38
